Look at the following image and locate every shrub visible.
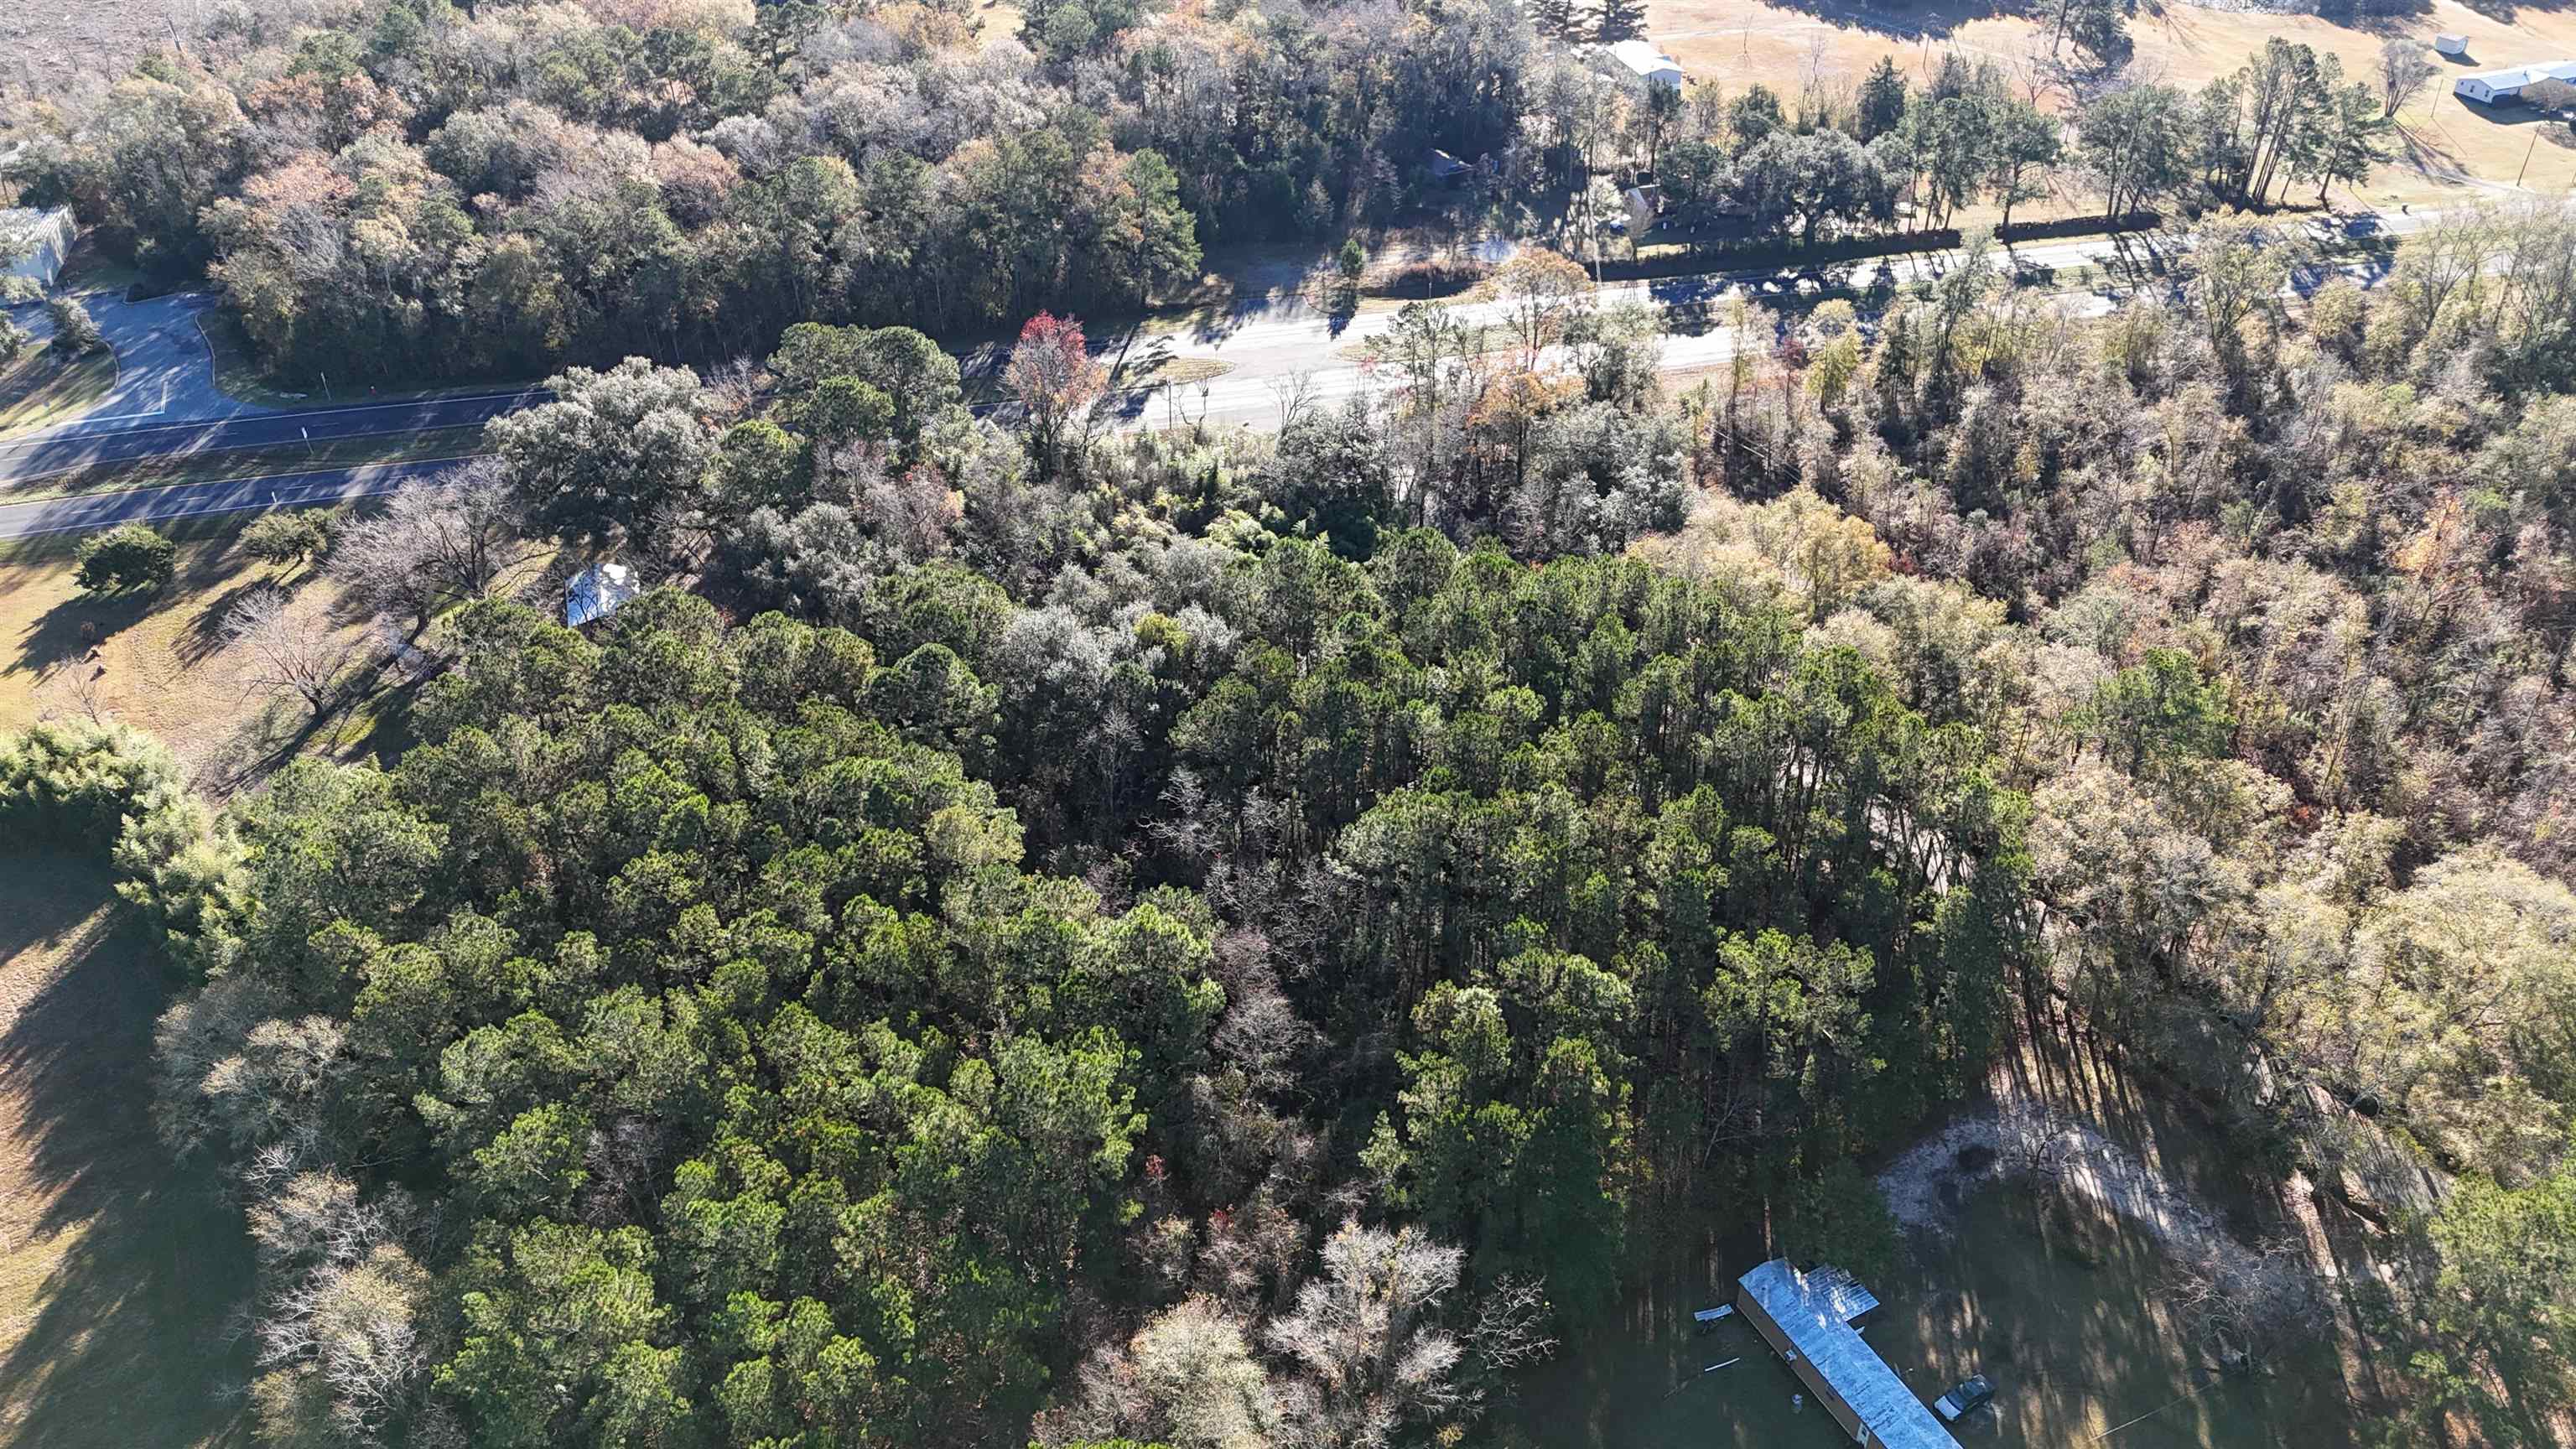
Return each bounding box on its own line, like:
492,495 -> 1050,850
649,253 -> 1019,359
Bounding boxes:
75,523 -> 177,594
242,511 -> 330,569
45,294 -> 106,355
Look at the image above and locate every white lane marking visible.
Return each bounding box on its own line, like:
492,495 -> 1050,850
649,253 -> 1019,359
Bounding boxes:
0,471 -> 423,539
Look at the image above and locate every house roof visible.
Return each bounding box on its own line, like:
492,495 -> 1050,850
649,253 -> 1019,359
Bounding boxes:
2459,60 -> 2576,91
565,562 -> 642,626
1738,1259 -> 1959,1449
1607,39 -> 1682,77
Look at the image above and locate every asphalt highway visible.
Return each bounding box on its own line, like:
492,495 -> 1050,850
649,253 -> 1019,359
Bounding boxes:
0,460 -> 454,540
0,390 -> 544,482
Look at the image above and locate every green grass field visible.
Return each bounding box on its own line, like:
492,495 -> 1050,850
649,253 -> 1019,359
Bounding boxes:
0,855 -> 251,1449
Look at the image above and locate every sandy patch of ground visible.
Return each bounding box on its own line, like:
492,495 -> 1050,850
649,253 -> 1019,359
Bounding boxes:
1877,1069 -> 2270,1281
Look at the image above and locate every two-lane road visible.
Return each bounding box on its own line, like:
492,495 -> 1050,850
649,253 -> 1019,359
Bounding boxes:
0,389 -> 546,482
0,460 -> 455,540
0,205 -> 2479,541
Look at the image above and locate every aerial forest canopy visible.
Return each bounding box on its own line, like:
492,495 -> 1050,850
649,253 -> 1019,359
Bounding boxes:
5,0 -> 1532,382
111,543 -> 2018,1446
8,0 -> 2576,1442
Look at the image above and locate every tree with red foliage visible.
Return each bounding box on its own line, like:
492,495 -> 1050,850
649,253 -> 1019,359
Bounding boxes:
1005,311 -> 1106,476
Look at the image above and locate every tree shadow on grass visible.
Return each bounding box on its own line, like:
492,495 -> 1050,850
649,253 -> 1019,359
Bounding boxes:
8,589 -> 155,692
0,855 -> 252,1449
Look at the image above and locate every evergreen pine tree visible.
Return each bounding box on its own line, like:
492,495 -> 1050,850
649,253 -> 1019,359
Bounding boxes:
1858,56 -> 1909,142
1594,0 -> 1645,44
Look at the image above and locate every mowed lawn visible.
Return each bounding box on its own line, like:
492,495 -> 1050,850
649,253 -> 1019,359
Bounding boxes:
1642,0 -> 2576,205
0,854 -> 251,1449
1518,1184 -> 2358,1447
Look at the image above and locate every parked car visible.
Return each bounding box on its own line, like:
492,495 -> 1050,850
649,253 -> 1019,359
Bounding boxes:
1934,1374 -> 1994,1422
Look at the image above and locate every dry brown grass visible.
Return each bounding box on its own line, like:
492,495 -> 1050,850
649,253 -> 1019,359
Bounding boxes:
0,523 -> 389,791
0,347 -> 117,439
1645,0 -> 2576,204
0,854 -> 251,1449
0,0 -> 202,101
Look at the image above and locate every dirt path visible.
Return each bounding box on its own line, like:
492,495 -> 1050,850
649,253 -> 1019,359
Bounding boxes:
1876,1058 -> 2275,1287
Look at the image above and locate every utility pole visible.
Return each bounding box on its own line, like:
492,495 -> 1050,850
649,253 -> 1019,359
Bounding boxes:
2514,125 -> 2540,188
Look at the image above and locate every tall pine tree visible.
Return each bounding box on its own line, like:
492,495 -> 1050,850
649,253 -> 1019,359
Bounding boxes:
1858,56 -> 1909,141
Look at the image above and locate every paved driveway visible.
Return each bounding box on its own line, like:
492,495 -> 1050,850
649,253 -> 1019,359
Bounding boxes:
8,289 -> 261,434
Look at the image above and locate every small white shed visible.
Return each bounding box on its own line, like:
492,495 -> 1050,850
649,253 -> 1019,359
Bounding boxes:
1607,39 -> 1685,90
2433,34 -> 2468,57
565,562 -> 642,626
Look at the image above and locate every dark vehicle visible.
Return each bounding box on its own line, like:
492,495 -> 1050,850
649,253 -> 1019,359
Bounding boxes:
1934,1373 -> 1994,1422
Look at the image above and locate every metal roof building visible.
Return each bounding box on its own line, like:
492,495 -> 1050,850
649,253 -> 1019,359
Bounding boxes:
2454,60 -> 2576,103
1736,1259 -> 1961,1449
1606,39 -> 1685,89
0,206 -> 75,288
565,562 -> 642,626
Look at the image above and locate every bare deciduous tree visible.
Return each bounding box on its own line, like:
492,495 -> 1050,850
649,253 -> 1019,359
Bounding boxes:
327,460 -> 539,631
1268,1219 -> 1467,1449
246,1172 -> 433,1448
223,586 -> 359,715
2168,1239 -> 2324,1372
2376,39 -> 2438,120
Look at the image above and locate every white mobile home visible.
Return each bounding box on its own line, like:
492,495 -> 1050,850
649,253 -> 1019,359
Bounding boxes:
2455,60 -> 2576,103
1607,39 -> 1685,90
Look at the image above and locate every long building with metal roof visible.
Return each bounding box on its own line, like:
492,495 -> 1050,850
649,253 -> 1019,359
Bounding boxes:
1735,1259 -> 1961,1449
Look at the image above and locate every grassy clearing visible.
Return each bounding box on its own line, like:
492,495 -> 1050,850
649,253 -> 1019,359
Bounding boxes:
1517,1182 -> 2355,1449
1644,0 -> 2576,205
0,854 -> 252,1449
1875,1184 -> 2357,1447
1519,1012 -> 2376,1449
0,427 -> 489,505
0,345 -> 117,437
0,518 -> 389,786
